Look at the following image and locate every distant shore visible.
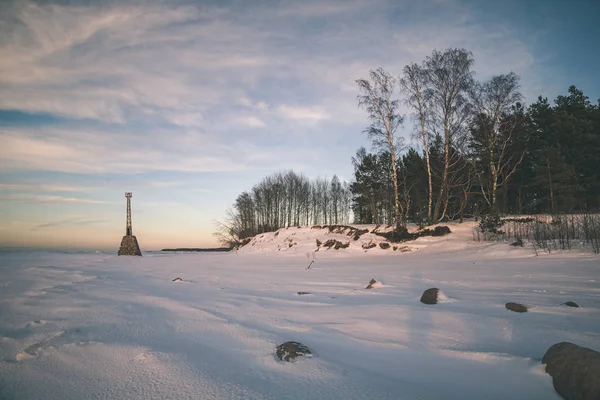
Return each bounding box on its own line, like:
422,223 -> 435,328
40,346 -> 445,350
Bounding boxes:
160,247 -> 232,252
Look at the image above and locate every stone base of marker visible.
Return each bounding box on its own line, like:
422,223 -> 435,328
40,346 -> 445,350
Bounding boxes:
118,235 -> 142,256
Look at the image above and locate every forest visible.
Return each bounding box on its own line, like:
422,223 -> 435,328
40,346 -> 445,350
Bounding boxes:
215,48 -> 600,245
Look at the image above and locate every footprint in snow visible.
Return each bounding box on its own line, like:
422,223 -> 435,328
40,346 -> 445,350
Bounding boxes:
15,328 -> 93,361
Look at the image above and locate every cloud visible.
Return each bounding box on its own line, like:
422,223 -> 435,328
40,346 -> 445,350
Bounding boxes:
0,0 -> 541,125
275,106 -> 330,122
32,217 -> 107,230
0,183 -> 89,192
0,193 -> 109,204
0,0 -> 547,176
237,116 -> 267,128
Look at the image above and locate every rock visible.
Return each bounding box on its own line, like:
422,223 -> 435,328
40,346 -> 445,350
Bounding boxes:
379,242 -> 391,249
362,241 -> 377,250
542,342 -> 600,400
365,278 -> 378,289
297,292 -> 311,295
564,301 -> 580,308
276,341 -> 312,362
432,226 -> 451,236
172,277 -> 183,282
511,238 -> 524,247
322,239 -> 349,250
420,288 -> 440,304
505,302 -> 528,313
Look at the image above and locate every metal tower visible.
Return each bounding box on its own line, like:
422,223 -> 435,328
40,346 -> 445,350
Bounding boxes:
125,192 -> 132,236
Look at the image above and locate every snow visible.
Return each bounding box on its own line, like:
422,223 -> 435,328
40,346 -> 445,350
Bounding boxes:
1,222 -> 599,399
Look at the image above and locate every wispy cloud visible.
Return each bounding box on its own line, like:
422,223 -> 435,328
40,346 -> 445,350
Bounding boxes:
275,106 -> 330,122
0,0 -> 545,177
0,193 -> 109,204
0,0 -> 540,124
0,183 -> 89,192
32,217 -> 107,230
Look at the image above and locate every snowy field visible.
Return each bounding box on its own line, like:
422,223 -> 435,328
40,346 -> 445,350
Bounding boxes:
1,223 -> 599,400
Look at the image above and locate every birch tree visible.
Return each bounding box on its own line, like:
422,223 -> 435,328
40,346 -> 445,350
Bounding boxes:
400,62 -> 433,222
470,72 -> 523,211
356,68 -> 405,229
424,48 -> 475,222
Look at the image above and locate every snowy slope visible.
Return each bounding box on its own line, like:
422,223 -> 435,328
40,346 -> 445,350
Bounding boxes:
236,223 -> 447,255
1,224 -> 599,399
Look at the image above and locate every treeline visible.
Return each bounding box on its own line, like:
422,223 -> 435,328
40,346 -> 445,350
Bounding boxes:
352,48 -> 600,225
214,171 -> 351,245
215,48 -> 600,244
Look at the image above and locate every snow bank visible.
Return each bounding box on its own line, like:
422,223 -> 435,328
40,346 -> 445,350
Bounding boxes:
236,222 -> 459,255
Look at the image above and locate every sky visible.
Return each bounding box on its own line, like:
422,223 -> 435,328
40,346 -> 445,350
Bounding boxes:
1,0 -> 599,251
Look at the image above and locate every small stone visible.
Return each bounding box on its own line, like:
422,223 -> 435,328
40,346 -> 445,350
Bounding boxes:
365,278 -> 377,289
379,242 -> 390,249
276,341 -> 312,362
420,288 -> 440,305
297,292 -> 311,295
564,301 -> 579,308
505,302 -> 528,313
172,277 -> 183,282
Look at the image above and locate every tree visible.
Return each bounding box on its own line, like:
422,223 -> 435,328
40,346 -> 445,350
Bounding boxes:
470,72 -> 524,211
356,68 -> 405,228
350,147 -> 383,224
400,62 -> 434,222
424,48 -> 475,222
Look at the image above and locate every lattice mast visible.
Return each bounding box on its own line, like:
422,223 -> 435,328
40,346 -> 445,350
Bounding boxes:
126,192 -> 132,236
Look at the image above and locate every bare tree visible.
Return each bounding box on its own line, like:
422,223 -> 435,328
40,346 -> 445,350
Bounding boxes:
424,48 -> 475,222
470,72 -> 523,211
400,62 -> 434,222
356,68 -> 405,229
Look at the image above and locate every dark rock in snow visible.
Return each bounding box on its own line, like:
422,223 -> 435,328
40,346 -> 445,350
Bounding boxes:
172,277 -> 183,282
510,238 -> 524,247
420,288 -> 440,305
432,226 -> 451,236
379,242 -> 391,249
276,341 -> 312,362
564,301 -> 580,308
542,342 -> 600,400
362,241 -> 377,250
365,278 -> 378,289
297,292 -> 311,295
505,302 -> 528,313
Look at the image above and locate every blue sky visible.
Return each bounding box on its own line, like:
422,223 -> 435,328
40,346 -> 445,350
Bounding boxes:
1,0 -> 599,250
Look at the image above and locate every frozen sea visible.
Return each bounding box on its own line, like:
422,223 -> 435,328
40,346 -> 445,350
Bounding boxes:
1,223 -> 599,399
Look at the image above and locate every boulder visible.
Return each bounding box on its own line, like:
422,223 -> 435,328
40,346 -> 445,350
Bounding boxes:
542,342 -> 600,400
564,301 -> 580,308
297,292 -> 311,295
172,277 -> 183,282
505,302 -> 528,313
420,288 -> 440,305
276,341 -> 312,362
432,226 -> 451,236
379,242 -> 391,249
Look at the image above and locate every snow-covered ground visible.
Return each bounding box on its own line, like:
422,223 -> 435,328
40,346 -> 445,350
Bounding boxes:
1,222 -> 599,399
